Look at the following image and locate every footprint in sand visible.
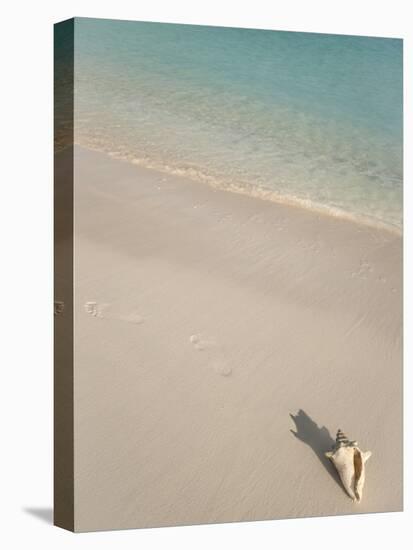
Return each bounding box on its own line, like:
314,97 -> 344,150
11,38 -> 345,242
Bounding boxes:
84,301 -> 113,318
119,312 -> 145,325
84,301 -> 99,317
84,301 -> 144,325
210,359 -> 232,377
189,333 -> 232,377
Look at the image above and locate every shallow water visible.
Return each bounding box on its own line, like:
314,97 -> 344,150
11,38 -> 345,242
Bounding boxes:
74,18 -> 403,230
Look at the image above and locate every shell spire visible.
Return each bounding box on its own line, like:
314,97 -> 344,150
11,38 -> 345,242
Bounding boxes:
335,429 -> 358,448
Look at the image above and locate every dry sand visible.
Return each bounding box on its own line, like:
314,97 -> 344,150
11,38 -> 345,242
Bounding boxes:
70,146 -> 402,531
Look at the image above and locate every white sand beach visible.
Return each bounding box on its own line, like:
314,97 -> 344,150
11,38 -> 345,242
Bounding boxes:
70,146 -> 402,531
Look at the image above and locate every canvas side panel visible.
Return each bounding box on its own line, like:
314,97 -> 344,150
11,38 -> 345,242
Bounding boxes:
54,18 -> 75,532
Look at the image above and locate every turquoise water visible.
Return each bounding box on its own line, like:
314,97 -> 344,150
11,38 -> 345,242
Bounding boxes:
74,18 -> 403,230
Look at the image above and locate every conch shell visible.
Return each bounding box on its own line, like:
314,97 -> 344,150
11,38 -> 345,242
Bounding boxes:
325,429 -> 372,502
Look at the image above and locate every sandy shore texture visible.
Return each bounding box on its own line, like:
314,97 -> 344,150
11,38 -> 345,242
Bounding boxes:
70,146 -> 402,531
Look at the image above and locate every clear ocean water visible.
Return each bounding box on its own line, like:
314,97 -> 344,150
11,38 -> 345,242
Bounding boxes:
74,18 -> 403,230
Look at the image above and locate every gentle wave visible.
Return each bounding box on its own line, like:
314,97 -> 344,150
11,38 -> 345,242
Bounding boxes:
73,19 -> 403,233
76,138 -> 402,236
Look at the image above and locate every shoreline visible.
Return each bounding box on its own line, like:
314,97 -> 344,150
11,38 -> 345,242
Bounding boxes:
70,145 -> 402,531
74,141 -> 403,237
